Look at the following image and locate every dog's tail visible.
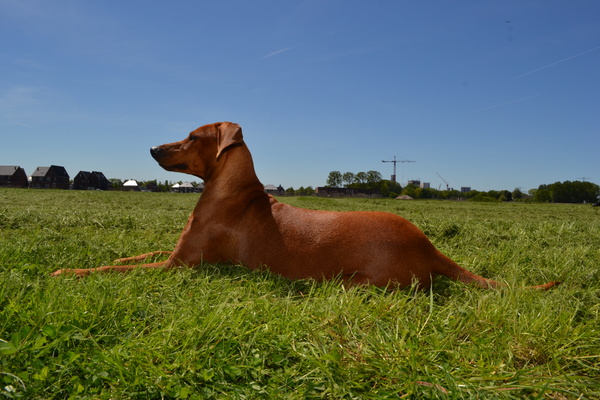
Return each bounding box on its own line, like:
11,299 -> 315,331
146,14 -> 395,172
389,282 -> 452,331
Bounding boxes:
433,250 -> 560,290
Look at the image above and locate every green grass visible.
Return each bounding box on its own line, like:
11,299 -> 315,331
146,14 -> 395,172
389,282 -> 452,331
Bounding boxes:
1,189 -> 599,399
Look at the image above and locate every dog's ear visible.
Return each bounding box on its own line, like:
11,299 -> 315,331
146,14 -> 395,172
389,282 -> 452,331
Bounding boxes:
216,122 -> 243,159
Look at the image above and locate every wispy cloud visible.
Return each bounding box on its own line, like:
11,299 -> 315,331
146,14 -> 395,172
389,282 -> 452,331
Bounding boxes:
0,86 -> 38,112
509,45 -> 600,81
0,86 -> 41,128
467,94 -> 540,114
261,47 -> 292,60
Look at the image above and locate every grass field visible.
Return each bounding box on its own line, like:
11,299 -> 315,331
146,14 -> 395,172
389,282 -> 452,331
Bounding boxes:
1,189 -> 599,399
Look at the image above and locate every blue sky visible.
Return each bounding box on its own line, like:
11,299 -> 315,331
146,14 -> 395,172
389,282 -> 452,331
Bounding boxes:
1,1 -> 598,192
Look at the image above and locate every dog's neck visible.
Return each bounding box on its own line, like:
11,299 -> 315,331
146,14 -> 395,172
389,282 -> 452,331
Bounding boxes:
199,143 -> 268,206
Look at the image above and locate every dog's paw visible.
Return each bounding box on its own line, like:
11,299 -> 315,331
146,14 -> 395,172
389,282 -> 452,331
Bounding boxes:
51,269 -> 89,278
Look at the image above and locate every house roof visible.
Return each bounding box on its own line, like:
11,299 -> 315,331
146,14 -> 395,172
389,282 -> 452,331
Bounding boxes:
172,182 -> 197,188
31,167 -> 50,177
91,171 -> 107,179
49,165 -> 69,177
0,166 -> 24,176
123,179 -> 138,186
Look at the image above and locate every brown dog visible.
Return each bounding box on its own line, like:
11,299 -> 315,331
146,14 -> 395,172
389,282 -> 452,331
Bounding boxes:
52,122 -> 559,290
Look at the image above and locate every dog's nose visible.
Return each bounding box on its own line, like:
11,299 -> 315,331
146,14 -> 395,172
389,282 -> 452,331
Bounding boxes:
150,146 -> 161,157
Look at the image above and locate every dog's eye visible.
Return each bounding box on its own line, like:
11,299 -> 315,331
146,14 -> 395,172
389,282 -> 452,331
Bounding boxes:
188,135 -> 197,141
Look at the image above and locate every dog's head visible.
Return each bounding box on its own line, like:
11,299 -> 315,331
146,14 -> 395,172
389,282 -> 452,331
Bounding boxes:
150,122 -> 243,179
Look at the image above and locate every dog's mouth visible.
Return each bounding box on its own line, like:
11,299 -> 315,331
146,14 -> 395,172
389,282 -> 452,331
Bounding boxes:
162,163 -> 188,171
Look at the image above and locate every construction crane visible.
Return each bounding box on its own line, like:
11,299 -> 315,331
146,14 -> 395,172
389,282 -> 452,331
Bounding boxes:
436,172 -> 450,191
382,156 -> 415,183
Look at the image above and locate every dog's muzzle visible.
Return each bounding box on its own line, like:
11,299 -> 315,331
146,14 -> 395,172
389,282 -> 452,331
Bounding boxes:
151,146 -> 187,171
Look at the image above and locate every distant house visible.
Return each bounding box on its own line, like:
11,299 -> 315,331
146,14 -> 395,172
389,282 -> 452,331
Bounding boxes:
74,171 -> 109,190
0,166 -> 28,188
264,184 -> 280,195
30,165 -> 70,189
171,182 -> 202,193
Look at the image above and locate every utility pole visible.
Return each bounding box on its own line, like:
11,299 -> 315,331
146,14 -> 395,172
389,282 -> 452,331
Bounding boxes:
382,156 -> 416,183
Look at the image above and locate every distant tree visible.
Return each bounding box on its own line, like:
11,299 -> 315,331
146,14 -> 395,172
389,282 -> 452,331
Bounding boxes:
401,183 -> 418,198
299,186 -> 314,196
534,185 -> 552,202
447,189 -> 462,199
366,171 -> 383,186
388,180 -> 403,196
378,179 -> 402,198
487,190 -> 501,200
469,193 -> 499,202
295,186 -> 314,196
326,171 -> 342,188
379,181 -> 390,197
463,190 -> 479,199
418,187 -> 434,199
285,187 -> 295,195
109,179 -> 122,191
499,190 -> 512,202
342,172 -> 355,187
144,180 -> 158,192
512,188 -> 524,200
158,180 -> 172,192
355,172 -> 367,185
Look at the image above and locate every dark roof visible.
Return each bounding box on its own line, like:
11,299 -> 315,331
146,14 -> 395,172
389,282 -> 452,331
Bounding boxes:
49,165 -> 69,177
76,171 -> 91,178
91,171 -> 107,179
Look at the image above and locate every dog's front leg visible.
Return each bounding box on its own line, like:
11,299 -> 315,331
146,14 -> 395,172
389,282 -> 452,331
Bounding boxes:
51,261 -> 170,278
113,251 -> 173,264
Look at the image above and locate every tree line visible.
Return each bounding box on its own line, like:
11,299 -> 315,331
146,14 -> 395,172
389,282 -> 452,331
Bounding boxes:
108,174 -> 599,203
529,180 -> 599,203
326,170 -> 403,198
325,171 -> 599,203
